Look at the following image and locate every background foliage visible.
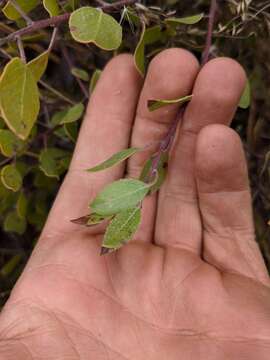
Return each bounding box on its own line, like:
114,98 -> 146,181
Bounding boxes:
0,0 -> 269,307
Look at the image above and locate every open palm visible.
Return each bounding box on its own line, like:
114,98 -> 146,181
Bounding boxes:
1,49 -> 270,360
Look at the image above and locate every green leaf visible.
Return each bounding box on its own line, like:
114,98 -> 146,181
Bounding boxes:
39,148 -> 68,179
140,153 -> 168,194
0,129 -> 24,157
64,122 -> 78,142
2,0 -> 39,21
1,164 -> 22,192
16,191 -> 28,218
69,6 -> 122,50
148,95 -> 193,112
59,103 -> 84,124
90,179 -> 149,216
239,80 -> 251,109
71,213 -> 111,226
87,147 -> 140,172
102,207 -> 141,250
42,0 -> 59,17
27,51 -> 49,81
4,211 -> 26,234
134,22 -> 146,76
89,69 -> 102,93
71,67 -> 89,81
0,58 -> 40,140
165,13 -> 204,26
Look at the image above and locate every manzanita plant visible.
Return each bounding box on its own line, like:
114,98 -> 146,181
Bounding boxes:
0,1 -> 251,249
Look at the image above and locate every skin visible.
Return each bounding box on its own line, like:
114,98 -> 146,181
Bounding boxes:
0,49 -> 270,359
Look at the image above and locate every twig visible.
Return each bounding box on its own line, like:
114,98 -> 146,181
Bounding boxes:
61,44 -> 89,100
16,35 -> 26,63
201,0 -> 218,65
0,0 -> 137,46
48,26 -> 58,52
149,0 -> 218,178
9,0 -> 33,25
39,80 -> 76,105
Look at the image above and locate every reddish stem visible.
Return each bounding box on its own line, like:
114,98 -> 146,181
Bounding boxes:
202,0 -> 218,65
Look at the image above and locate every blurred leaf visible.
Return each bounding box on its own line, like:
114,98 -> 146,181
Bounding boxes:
102,207 -> 141,250
0,129 -> 24,157
4,211 -> 27,234
16,191 -> 28,219
64,122 -> 78,142
90,179 -> 149,216
0,254 -> 22,277
148,95 -> 193,111
239,79 -> 251,109
87,147 -> 140,172
68,0 -> 79,10
0,58 -> 40,140
89,69 -> 102,93
69,6 -> 122,50
144,25 -> 164,45
27,51 -> 49,81
71,213 -> 111,226
134,22 -> 146,76
1,164 -> 22,192
140,153 -> 168,193
59,103 -> 84,124
165,13 -> 204,26
39,148 -> 68,179
42,0 -> 59,17
71,67 -> 89,81
2,0 -> 39,21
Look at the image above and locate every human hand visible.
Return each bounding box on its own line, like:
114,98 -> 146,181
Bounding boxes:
0,49 -> 270,360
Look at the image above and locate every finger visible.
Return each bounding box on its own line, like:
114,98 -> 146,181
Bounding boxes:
127,48 -> 199,243
42,54 -> 143,237
155,58 -> 246,254
196,124 -> 269,285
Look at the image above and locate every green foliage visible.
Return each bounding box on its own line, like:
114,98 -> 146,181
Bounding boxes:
148,95 -> 193,111
3,0 -> 39,20
239,80 -> 251,109
43,0 -> 60,17
69,7 -> 122,50
1,164 -> 22,192
27,51 -> 49,81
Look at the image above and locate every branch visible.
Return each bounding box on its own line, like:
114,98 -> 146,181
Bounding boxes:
0,0 -> 137,46
201,0 -> 218,65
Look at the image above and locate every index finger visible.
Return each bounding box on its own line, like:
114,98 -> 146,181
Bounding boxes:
42,54 -> 143,239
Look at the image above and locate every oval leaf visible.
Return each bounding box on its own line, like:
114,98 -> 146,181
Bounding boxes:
239,80 -> 251,109
39,148 -> 68,179
0,58 -> 40,140
69,6 -> 122,50
0,129 -> 24,157
43,0 -> 59,17
90,179 -> 149,216
1,164 -> 22,192
148,95 -> 193,112
87,147 -> 140,172
102,207 -> 141,250
16,191 -> 28,218
71,67 -> 89,81
2,0 -> 39,20
27,51 -> 49,81
4,211 -> 26,235
59,103 -> 84,124
165,13 -> 204,26
89,69 -> 102,93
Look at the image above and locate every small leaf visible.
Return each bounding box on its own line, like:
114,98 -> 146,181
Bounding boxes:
90,179 -> 150,216
134,22 -> 146,76
239,80 -> 251,109
71,67 -> 89,81
27,51 -> 49,81
87,147 -> 140,172
4,211 -> 26,234
16,191 -> 28,218
43,0 -> 59,17
165,13 -> 204,26
1,164 -> 22,192
64,122 -> 78,142
140,153 -> 168,193
102,207 -> 141,250
39,148 -> 68,179
89,69 -> 102,93
69,6 -> 122,50
71,213 -> 111,226
2,0 -> 39,21
0,58 -> 40,140
148,95 -> 193,112
59,103 -> 84,124
0,129 -> 24,157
